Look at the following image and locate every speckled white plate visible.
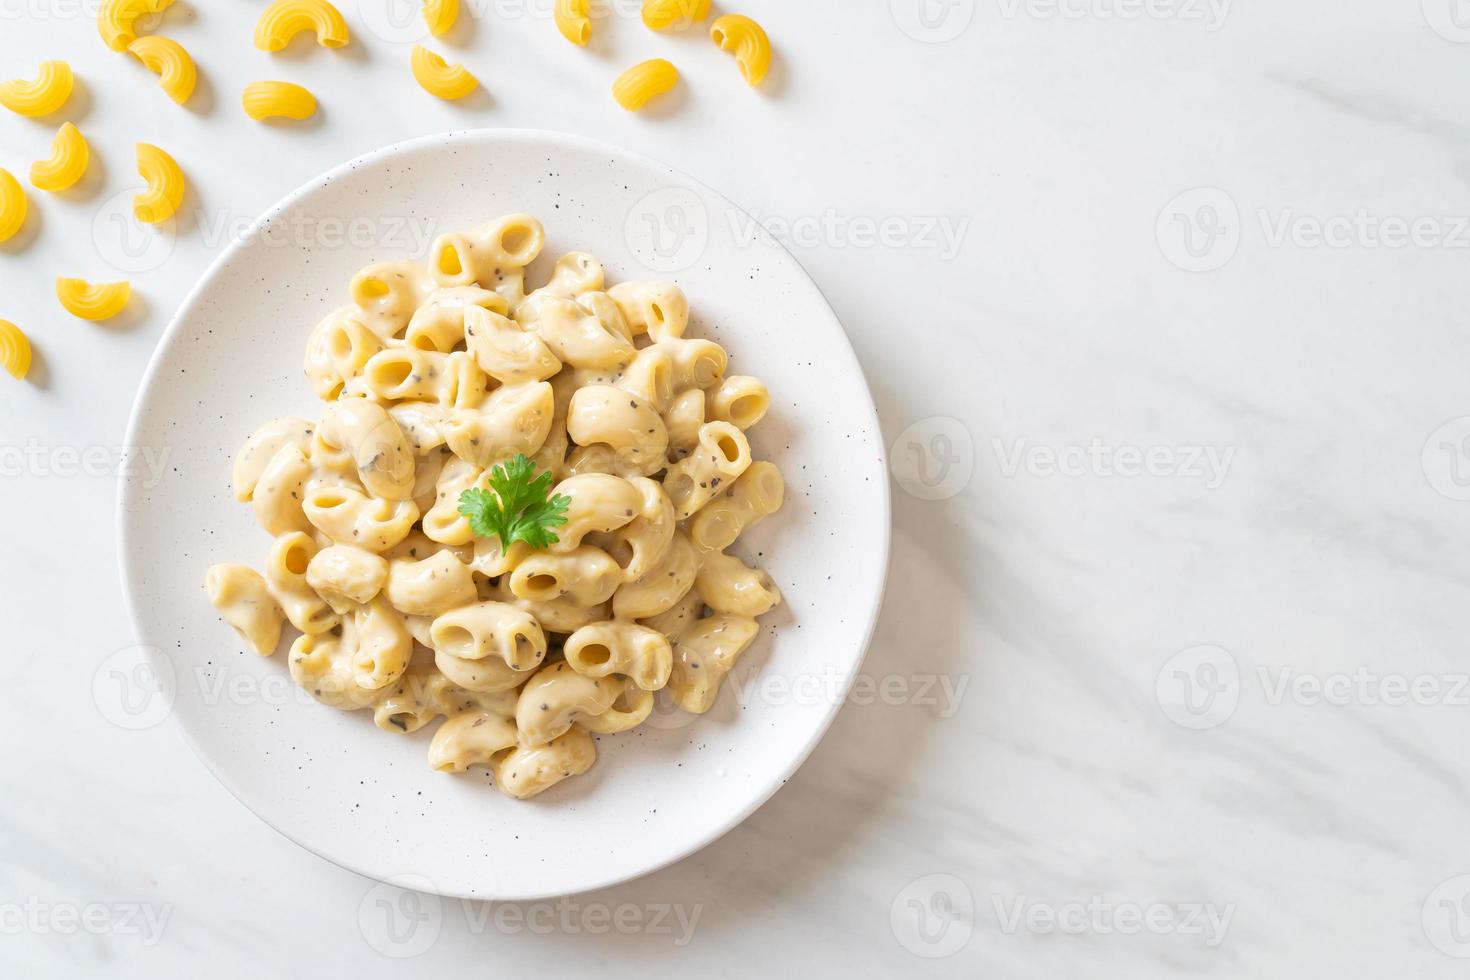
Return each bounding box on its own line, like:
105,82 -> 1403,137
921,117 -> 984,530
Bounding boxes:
118,130 -> 889,901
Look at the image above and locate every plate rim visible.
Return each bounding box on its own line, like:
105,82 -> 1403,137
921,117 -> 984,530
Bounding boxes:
116,127 -> 892,901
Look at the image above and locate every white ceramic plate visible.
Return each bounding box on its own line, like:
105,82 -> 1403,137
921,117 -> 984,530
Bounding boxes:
118,130 -> 889,901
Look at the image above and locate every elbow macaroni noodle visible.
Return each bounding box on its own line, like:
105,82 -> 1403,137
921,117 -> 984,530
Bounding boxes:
613,59 -> 679,111
0,61 -> 74,117
0,320 -> 31,381
30,123 -> 89,193
134,143 -> 184,224
56,277 -> 132,321
0,168 -> 28,242
127,35 -> 197,104
642,0 -> 710,31
254,0 -> 351,51
242,81 -> 318,121
424,0 -> 458,35
555,0 -> 592,46
206,215 -> 784,800
98,0 -> 173,51
411,45 -> 480,100
710,14 -> 771,87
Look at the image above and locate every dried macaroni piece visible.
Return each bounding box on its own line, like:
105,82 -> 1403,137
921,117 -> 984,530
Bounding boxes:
254,0 -> 350,50
612,59 -> 679,111
127,35 -> 197,104
134,143 -> 184,224
411,45 -> 479,100
710,14 -> 771,86
0,321 -> 32,380
31,123 -> 89,192
56,278 -> 132,321
0,61 -> 73,116
242,81 -> 318,121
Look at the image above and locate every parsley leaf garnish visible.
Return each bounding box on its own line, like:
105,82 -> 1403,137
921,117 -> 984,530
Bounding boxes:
457,454 -> 570,552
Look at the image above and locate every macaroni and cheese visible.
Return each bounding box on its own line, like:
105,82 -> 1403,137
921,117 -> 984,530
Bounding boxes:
208,215 -> 785,800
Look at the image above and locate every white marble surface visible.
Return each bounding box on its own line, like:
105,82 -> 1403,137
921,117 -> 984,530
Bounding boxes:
2,1 -> 1468,975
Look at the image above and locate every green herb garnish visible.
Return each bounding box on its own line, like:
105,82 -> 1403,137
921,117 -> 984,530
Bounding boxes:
457,454 -> 570,552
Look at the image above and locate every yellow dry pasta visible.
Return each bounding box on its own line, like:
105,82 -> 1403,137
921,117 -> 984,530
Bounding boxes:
134,143 -> 184,224
642,0 -> 710,31
0,61 -> 74,117
612,59 -> 678,111
0,320 -> 30,381
56,278 -> 132,321
254,0 -> 350,51
0,169 -> 27,242
710,13 -> 770,87
127,35 -> 197,104
555,0 -> 591,45
30,123 -> 89,193
98,0 -> 174,52
423,0 -> 458,35
410,46 -> 478,100
242,81 -> 318,122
